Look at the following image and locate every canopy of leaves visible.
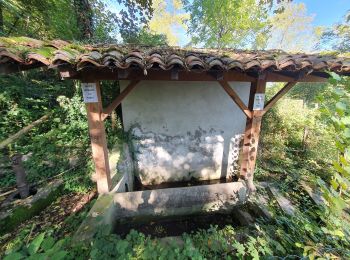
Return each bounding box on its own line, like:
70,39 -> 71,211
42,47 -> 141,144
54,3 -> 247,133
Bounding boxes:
320,10 -> 350,52
148,0 -> 187,45
0,0 -> 79,39
267,2 -> 319,52
183,0 -> 270,49
122,27 -> 168,45
0,0 -> 154,43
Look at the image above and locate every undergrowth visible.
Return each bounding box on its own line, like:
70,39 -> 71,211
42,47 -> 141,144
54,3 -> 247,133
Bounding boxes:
0,71 -> 123,193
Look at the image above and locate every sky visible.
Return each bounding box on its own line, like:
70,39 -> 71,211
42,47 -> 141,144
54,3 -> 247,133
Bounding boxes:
295,0 -> 349,27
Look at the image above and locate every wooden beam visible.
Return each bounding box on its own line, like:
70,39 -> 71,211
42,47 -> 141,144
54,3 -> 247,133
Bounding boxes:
101,80 -> 140,121
240,75 -> 266,192
266,71 -> 328,83
266,72 -> 296,82
263,82 -> 296,114
85,81 -> 111,194
59,67 -> 329,82
219,80 -> 252,118
171,69 -> 179,80
75,68 -> 256,82
118,69 -> 129,79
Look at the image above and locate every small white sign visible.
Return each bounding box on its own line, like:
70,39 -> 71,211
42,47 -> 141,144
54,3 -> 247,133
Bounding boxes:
82,83 -> 98,103
253,93 -> 265,110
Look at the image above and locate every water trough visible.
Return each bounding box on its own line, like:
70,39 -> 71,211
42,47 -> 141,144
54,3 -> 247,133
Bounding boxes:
74,176 -> 247,242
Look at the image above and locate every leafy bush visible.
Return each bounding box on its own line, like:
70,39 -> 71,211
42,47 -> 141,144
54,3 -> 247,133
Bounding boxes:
3,232 -> 68,260
259,83 -> 337,178
0,72 -> 92,192
317,73 -> 350,215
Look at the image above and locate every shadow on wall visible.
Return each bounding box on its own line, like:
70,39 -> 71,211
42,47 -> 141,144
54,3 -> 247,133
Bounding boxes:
119,80 -> 251,186
130,126 -> 243,186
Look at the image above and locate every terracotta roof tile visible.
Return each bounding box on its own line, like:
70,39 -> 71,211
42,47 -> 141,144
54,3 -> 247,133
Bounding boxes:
1,37 -> 350,75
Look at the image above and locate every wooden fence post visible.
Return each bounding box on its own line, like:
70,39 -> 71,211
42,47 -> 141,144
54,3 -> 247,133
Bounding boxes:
240,76 -> 266,192
83,81 -> 111,194
11,153 -> 30,198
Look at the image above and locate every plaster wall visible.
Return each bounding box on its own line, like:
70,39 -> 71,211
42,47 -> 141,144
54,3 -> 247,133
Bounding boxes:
120,80 -> 251,185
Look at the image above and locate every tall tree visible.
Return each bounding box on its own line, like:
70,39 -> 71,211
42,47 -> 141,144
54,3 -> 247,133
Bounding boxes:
74,0 -> 93,40
0,2 -> 3,35
0,0 -> 156,44
117,0 -> 154,43
1,0 -> 80,40
319,10 -> 350,52
148,0 -> 187,45
267,2 -> 318,52
183,0 -> 269,49
122,27 -> 168,45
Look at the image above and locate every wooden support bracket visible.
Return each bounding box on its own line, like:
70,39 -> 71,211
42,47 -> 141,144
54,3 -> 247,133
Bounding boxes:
171,69 -> 179,80
219,80 -> 252,118
266,71 -> 327,83
262,82 -> 296,114
101,80 -> 140,121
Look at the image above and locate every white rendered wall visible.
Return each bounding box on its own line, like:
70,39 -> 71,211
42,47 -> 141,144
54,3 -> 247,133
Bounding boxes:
120,80 -> 251,185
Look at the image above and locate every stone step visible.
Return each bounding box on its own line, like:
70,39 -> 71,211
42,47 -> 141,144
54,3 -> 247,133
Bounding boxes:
267,184 -> 296,216
232,209 -> 255,226
300,181 -> 327,207
248,194 -> 273,220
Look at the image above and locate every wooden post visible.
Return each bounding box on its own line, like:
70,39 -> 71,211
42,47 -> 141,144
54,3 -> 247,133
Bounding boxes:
11,153 -> 30,198
240,75 -> 266,192
84,81 -> 111,194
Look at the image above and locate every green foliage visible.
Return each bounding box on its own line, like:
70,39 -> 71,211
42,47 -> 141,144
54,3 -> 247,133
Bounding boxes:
3,233 -> 68,260
260,83 -> 337,177
259,74 -> 350,258
148,0 -> 187,45
1,0 -> 154,43
183,0 -> 269,48
0,71 -> 74,140
122,27 -> 168,46
1,0 -> 80,39
268,2 -> 319,52
319,10 -> 350,52
4,212 -> 350,259
0,72 -> 89,191
318,73 -> 350,216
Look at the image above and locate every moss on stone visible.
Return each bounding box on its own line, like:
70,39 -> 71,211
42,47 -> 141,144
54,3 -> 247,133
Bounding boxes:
0,184 -> 63,235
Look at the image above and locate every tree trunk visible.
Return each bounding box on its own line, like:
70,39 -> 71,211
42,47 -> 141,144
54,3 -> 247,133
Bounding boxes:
74,0 -> 93,40
0,3 -> 3,34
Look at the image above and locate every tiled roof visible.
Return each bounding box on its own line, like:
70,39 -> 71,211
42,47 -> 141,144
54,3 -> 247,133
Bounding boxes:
1,37 -> 350,75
